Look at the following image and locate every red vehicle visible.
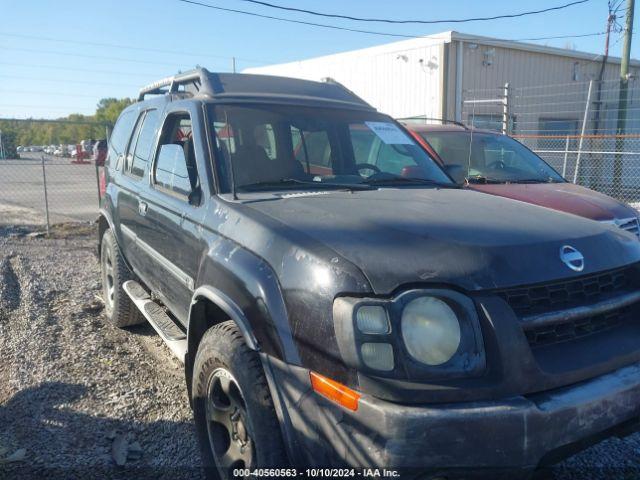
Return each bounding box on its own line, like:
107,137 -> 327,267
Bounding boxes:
92,139 -> 108,167
403,121 -> 640,238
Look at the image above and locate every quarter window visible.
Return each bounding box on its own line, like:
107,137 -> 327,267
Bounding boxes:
107,109 -> 136,168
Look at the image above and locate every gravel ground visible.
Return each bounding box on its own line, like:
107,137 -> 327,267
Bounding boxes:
1,223 -> 640,480
0,223 -> 203,480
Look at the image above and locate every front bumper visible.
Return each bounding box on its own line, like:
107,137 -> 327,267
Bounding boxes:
266,356 -> 640,472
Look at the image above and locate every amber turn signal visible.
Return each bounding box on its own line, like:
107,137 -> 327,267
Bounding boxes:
309,371 -> 361,411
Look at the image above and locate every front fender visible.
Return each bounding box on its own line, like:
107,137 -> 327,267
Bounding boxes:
193,239 -> 301,365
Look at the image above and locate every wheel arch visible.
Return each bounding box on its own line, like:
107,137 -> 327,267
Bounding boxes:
96,210 -> 113,257
185,286 -> 259,401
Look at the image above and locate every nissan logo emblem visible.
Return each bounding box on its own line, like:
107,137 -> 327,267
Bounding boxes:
560,245 -> 585,272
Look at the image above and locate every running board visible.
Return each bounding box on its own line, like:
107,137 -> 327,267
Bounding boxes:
122,280 -> 187,362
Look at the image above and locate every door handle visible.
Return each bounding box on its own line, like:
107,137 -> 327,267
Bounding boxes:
138,201 -> 148,216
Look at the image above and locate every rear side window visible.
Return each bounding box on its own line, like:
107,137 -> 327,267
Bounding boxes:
128,109 -> 160,179
107,109 -> 136,167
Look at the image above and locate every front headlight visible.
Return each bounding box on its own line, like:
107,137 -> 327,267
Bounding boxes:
333,289 -> 485,380
401,296 -> 461,365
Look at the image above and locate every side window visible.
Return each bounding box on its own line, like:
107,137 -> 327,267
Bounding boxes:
107,109 -> 136,168
153,112 -> 200,201
128,109 -> 160,179
291,127 -> 332,174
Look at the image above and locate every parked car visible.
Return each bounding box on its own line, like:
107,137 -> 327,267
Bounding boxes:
92,139 -> 107,166
99,69 -> 640,477
403,121 -> 640,237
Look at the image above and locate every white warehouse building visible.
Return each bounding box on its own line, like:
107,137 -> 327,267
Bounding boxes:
245,31 -> 640,201
245,31 -> 640,130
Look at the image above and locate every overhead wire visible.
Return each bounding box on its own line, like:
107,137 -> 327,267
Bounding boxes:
231,0 -> 590,25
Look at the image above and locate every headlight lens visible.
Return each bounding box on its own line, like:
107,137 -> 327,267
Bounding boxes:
401,296 -> 461,366
360,343 -> 394,371
356,305 -> 390,334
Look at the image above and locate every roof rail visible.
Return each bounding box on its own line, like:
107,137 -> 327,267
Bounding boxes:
138,67 -> 214,101
397,116 -> 470,130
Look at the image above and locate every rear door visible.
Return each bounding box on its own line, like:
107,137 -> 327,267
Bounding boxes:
135,102 -> 210,323
116,108 -> 162,279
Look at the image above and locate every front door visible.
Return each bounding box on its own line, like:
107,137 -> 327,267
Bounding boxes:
135,102 -> 210,324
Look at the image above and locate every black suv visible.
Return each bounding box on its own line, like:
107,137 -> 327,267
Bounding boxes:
99,68 -> 640,478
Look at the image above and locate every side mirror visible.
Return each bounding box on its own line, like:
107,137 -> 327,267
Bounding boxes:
444,164 -> 466,184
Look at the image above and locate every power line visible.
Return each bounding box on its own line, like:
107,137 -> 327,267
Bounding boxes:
0,90 -> 105,98
0,61 -> 166,78
2,46 -> 199,68
0,32 -> 271,65
177,0 -> 419,37
232,0 -> 590,25
0,75 -> 139,89
0,104 -> 95,111
513,31 -> 606,41
178,0 -> 607,43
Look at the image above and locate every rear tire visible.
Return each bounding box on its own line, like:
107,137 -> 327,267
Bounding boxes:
192,321 -> 287,479
100,229 -> 144,328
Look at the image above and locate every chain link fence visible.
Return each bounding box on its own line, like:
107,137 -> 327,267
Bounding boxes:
462,79 -> 640,207
3,79 -> 640,228
0,119 -> 109,228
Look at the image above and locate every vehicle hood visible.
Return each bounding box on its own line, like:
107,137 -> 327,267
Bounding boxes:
469,182 -> 637,222
243,188 -> 640,294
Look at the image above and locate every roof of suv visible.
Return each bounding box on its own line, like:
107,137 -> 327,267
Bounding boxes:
137,67 -> 375,111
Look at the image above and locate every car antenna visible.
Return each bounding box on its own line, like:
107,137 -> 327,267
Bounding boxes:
223,110 -> 238,200
465,101 -> 477,183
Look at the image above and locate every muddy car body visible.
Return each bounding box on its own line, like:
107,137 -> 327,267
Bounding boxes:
98,68 -> 640,477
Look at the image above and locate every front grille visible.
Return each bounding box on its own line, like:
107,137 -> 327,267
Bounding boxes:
619,217 -> 640,238
496,265 -> 640,348
498,266 -> 635,317
524,306 -> 633,348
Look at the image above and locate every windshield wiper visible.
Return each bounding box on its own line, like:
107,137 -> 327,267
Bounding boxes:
508,178 -> 558,184
466,175 -> 504,184
362,177 -> 459,188
239,178 -> 373,192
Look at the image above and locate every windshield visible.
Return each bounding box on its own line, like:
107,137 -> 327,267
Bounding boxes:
208,104 -> 452,192
420,131 -> 565,184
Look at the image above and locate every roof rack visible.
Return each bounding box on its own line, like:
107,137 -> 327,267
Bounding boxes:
138,67 -> 214,101
397,116 -> 470,130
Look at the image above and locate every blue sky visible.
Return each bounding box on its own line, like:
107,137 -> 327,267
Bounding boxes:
0,0 -> 637,119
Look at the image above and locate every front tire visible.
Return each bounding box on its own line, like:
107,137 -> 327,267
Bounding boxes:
192,321 -> 287,479
100,229 -> 144,327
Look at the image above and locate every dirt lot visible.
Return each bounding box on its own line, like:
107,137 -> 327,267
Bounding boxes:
1,223 -> 640,479
0,223 -> 202,479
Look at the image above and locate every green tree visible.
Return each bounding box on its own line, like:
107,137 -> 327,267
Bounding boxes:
0,128 -> 18,159
0,97 -> 134,147
95,98 -> 134,126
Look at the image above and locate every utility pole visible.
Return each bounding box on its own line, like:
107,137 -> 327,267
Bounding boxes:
614,0 -> 635,194
232,57 -> 237,73
592,9 -> 615,189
